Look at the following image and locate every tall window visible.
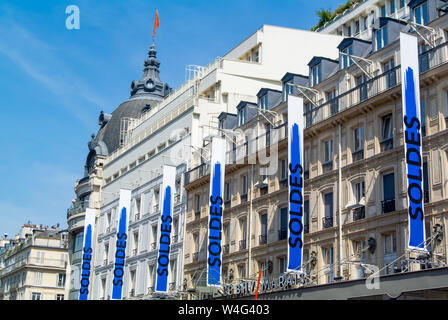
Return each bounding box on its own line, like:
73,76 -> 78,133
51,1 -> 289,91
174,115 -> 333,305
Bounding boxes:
399,0 -> 405,9
423,161 -> 429,203
278,257 -> 286,275
384,232 -> 397,254
304,199 -> 310,233
390,0 -> 396,15
57,274 -> 66,288
341,45 -> 353,69
353,125 -> 364,153
260,213 -> 268,245
353,239 -> 366,259
34,272 -> 42,286
280,207 -> 288,240
241,175 -> 248,195
381,114 -> 393,151
353,180 -> 366,204
323,139 -> 333,164
311,63 -> 321,86
323,192 -> 333,228
280,159 -> 288,181
225,182 -> 231,203
383,59 -> 396,88
238,107 -> 247,127
283,81 -> 294,101
421,98 -> 426,136
376,26 -> 388,50
356,74 -> 367,101
259,95 -> 268,112
382,172 -> 395,213
414,1 -> 429,25
381,4 -> 387,17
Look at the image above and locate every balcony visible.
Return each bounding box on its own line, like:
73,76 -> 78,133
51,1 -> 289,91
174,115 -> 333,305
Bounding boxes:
185,163 -> 210,185
382,199 -> 395,214
353,206 -> 365,221
280,178 -> 288,189
304,170 -> 309,180
303,41 -> 448,129
304,223 -> 309,234
259,234 -> 267,245
380,138 -> 393,152
223,244 -> 229,255
278,229 -> 287,240
260,186 -> 268,196
322,216 -> 333,229
193,252 -> 199,262
67,200 -> 89,219
322,161 -> 333,174
329,99 -> 339,116
239,239 -> 247,251
352,149 -> 364,162
240,194 -> 248,203
194,210 -> 200,221
424,190 -> 429,203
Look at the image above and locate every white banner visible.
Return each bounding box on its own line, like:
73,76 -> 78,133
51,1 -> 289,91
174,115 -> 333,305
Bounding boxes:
79,207 -> 96,300
111,189 -> 131,299
400,33 -> 426,250
154,165 -> 176,293
207,137 -> 226,286
287,95 -> 305,272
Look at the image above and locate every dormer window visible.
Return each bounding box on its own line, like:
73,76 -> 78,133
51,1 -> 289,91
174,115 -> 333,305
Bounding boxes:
259,95 -> 268,112
341,45 -> 353,69
283,81 -> 294,101
414,1 -> 428,25
376,26 -> 388,50
238,108 -> 247,127
311,63 -> 321,86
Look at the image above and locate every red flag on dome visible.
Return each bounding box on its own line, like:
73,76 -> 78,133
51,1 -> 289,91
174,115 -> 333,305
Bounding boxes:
152,9 -> 159,39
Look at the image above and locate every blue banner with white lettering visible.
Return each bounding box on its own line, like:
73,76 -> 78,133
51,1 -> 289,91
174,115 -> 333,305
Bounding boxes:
207,137 -> 226,286
79,207 -> 95,300
155,165 -> 176,293
287,95 -> 304,272
111,189 -> 131,300
400,33 -> 426,250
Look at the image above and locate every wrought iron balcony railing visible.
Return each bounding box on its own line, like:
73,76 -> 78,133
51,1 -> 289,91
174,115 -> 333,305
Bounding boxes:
380,137 -> 393,152
382,199 -> 395,214
278,229 -> 287,240
239,239 -> 247,250
353,206 -> 365,221
259,234 -> 267,245
322,216 -> 333,229
223,244 -> 229,255
352,149 -> 364,162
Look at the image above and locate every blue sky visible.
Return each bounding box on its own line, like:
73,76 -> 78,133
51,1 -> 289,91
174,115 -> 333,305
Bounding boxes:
0,0 -> 340,238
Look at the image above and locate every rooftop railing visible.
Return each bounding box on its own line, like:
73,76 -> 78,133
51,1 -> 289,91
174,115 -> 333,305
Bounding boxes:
304,41 -> 448,128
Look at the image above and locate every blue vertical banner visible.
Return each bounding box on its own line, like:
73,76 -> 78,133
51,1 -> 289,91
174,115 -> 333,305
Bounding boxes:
154,165 -> 176,293
111,189 -> 131,300
207,137 -> 226,286
79,208 -> 96,300
287,95 -> 305,272
400,33 -> 426,250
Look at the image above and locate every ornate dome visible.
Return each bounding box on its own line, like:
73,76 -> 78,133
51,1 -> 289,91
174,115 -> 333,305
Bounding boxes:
84,42 -> 171,176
